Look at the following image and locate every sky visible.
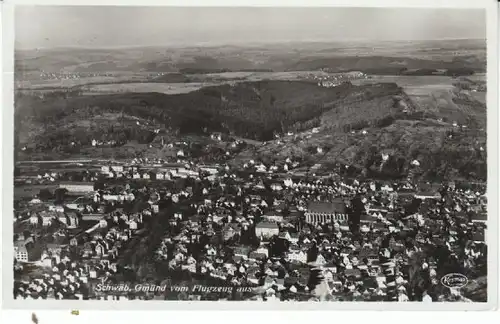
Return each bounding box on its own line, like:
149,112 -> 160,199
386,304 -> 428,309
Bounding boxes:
15,6 -> 486,49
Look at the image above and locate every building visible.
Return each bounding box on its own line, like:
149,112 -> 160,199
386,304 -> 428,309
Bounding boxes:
305,200 -> 348,225
82,214 -> 105,221
199,165 -> 219,175
14,242 -> 28,262
111,165 -> 124,173
29,214 -> 39,225
59,182 -> 94,193
287,250 -> 307,263
263,214 -> 284,223
223,224 -> 241,241
66,212 -> 79,228
255,222 -> 280,238
40,213 -> 55,226
472,212 -> 487,224
414,192 -> 442,200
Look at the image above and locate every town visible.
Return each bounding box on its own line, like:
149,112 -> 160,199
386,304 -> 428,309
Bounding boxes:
13,148 -> 487,302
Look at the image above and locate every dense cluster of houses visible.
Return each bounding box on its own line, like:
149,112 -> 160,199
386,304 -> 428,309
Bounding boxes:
311,71 -> 367,88
13,153 -> 487,301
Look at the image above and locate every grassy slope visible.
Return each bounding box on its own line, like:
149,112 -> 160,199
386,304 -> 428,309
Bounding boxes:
233,83 -> 486,181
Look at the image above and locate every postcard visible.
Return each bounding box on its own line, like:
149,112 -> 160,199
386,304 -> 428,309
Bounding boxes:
1,0 -> 498,311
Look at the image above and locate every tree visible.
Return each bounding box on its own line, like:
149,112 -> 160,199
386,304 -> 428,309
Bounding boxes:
348,195 -> 364,233
54,188 -> 68,204
37,189 -> 53,201
307,243 -> 319,263
94,180 -> 106,191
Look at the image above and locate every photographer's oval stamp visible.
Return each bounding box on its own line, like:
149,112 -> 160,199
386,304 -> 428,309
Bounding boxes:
441,273 -> 469,289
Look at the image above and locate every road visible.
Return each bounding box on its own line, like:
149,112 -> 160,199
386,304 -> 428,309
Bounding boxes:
16,159 -> 119,165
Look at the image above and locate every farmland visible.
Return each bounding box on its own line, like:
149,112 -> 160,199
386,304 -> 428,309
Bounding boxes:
351,75 -> 456,95
80,82 -> 214,95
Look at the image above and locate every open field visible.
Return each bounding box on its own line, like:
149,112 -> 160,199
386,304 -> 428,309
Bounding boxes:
464,73 -> 486,82
79,73 -> 478,97
351,75 -> 456,95
16,71 -> 328,95
15,73 -> 153,89
78,71 -> 327,95
80,82 -> 215,95
189,70 -> 328,82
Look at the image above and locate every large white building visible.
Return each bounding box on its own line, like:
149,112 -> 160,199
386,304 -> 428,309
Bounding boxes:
255,222 -> 280,238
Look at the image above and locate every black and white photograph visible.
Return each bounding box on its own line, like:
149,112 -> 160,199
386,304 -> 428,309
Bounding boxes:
2,0 -> 498,311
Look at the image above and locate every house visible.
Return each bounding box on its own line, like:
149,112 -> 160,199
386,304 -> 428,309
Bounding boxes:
249,251 -> 267,261
414,192 -> 442,200
59,182 -> 94,193
473,228 -> 486,244
66,212 -> 79,229
99,219 -> 108,228
287,250 -> 307,263
315,254 -> 326,266
206,246 -> 217,256
471,212 -> 487,224
359,248 -> 379,263
289,233 -> 299,244
29,214 -> 39,225
360,212 -> 377,225
82,214 -> 105,221
29,198 -> 42,204
41,214 -> 54,226
255,222 -> 280,238
57,213 -> 69,225
48,204 -> 65,213
95,242 -> 107,256
199,165 -> 219,175
111,166 -> 124,173
345,269 -> 362,279
128,220 -> 138,230
234,247 -> 251,259
278,231 -> 292,241
69,237 -> 80,246
256,246 -> 269,258
223,224 -> 240,241
46,243 -> 62,255
14,242 -> 28,262
263,214 -> 284,223
271,183 -> 283,191
305,199 -> 348,224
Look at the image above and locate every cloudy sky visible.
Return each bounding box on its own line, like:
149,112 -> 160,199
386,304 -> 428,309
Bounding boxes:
15,6 -> 486,49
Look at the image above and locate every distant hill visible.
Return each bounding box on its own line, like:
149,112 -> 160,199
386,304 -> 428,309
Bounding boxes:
15,40 -> 486,76
15,79 -> 486,181
15,80 -> 360,145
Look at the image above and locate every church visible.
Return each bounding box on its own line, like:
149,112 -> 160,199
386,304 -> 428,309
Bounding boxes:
305,199 -> 348,225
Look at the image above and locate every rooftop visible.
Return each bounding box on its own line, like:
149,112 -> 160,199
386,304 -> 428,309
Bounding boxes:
307,200 -> 346,214
256,222 -> 279,229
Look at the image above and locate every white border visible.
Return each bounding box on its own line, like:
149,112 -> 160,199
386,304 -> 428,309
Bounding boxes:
1,0 -> 499,311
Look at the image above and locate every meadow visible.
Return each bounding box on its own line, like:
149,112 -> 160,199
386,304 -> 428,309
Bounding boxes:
350,75 -> 456,95
81,82 -> 214,95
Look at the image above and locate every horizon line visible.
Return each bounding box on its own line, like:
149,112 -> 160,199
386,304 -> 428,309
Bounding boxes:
14,37 -> 486,51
